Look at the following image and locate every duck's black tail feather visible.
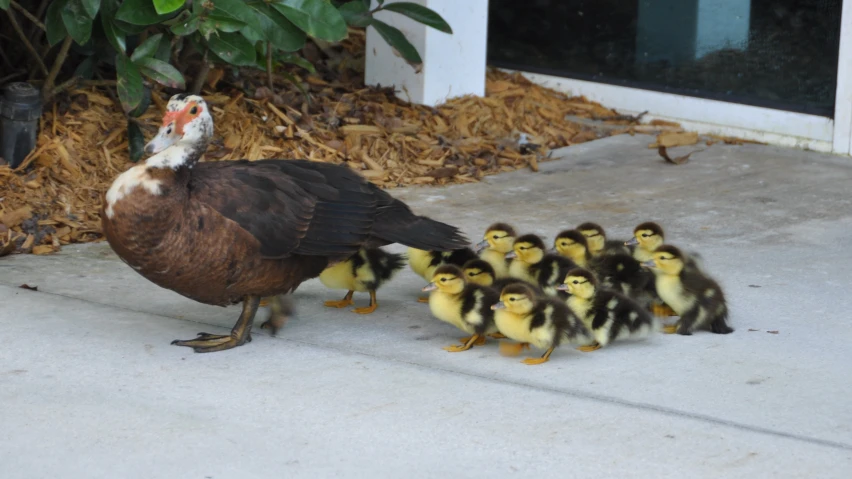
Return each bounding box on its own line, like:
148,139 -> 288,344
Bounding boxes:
370,198 -> 469,252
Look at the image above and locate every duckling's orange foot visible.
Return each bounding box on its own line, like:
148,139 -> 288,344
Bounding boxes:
652,304 -> 677,317
521,357 -> 550,365
171,332 -> 252,353
352,303 -> 378,314
488,332 -> 508,339
662,325 -> 678,334
324,299 -> 354,308
499,341 -> 530,357
443,343 -> 472,352
459,335 -> 487,346
577,343 -> 602,352
417,296 -> 429,303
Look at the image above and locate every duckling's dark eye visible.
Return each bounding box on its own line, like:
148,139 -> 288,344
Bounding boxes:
440,278 -> 447,282
572,280 -> 579,284
190,106 -> 198,115
492,235 -> 500,239
642,233 -> 651,238
509,297 -> 515,302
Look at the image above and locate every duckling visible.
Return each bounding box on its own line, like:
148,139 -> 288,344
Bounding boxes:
554,230 -> 654,301
576,222 -> 631,257
557,268 -> 656,351
408,247 -> 479,302
462,259 -> 544,296
474,222 -> 517,278
507,234 -> 577,297
490,283 -> 594,365
644,245 -> 733,335
319,248 -> 406,314
422,265 -> 501,352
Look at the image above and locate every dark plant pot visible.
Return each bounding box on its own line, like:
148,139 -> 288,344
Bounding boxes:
0,82 -> 43,169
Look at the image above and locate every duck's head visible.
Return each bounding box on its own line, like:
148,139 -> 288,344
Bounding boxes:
475,223 -> 517,254
557,268 -> 597,299
643,244 -> 684,275
505,234 -> 546,264
462,259 -> 496,287
576,222 -> 607,255
553,229 -> 590,266
626,221 -> 665,252
422,264 -> 466,294
491,283 -> 535,315
144,94 -> 214,169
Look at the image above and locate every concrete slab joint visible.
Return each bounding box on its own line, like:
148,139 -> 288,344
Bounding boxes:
365,0 -> 489,106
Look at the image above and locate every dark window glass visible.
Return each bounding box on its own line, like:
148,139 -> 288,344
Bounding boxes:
487,0 -> 842,117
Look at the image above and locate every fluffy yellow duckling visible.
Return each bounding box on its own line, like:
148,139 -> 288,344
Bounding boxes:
474,222 -> 517,279
558,268 -> 656,351
422,265 -> 502,352
491,283 -> 593,365
462,259 -> 544,296
625,221 -> 666,263
576,222 -> 631,257
408,247 -> 479,302
507,234 -> 577,297
320,248 -> 405,314
644,245 -> 733,335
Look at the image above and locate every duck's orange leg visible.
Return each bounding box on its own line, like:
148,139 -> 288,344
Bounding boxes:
353,290 -> 378,314
522,347 -> 555,365
325,290 -> 354,308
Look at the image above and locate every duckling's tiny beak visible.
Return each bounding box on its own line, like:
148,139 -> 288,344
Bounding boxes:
625,237 -> 639,246
491,301 -> 506,310
556,283 -> 569,291
474,239 -> 489,253
641,260 -> 656,268
505,251 -> 517,259
422,282 -> 437,292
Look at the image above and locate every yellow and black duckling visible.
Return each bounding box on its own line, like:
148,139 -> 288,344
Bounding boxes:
576,222 -> 631,257
491,283 -> 594,365
507,234 -> 577,297
558,268 -> 656,351
474,222 -> 517,279
462,259 -> 544,296
319,247 -> 405,314
625,221 -> 667,263
409,247 -> 479,302
553,230 -> 654,301
644,245 -> 734,335
422,265 -> 501,352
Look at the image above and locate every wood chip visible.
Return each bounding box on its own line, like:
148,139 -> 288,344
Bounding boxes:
654,131 -> 699,148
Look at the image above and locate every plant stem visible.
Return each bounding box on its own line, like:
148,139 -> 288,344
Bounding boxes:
49,76 -> 80,98
42,35 -> 73,101
5,8 -> 49,76
266,42 -> 274,90
11,1 -> 46,31
190,50 -> 210,94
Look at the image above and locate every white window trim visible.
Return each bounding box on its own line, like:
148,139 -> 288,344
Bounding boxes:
832,0 -> 852,155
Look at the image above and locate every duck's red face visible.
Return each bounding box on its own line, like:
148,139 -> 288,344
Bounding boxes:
145,95 -> 211,155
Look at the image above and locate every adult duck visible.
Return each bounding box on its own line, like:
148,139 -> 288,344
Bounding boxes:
101,94 -> 468,353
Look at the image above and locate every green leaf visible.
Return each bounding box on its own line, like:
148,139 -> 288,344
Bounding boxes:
74,55 -> 97,79
62,0 -> 95,44
370,18 -> 421,66
137,57 -> 186,89
381,2 -> 451,33
338,0 -> 370,28
99,0 -> 126,53
210,0 -> 264,33
276,52 -> 316,73
153,0 -> 183,15
127,120 -> 146,162
0,0 -> 10,10
128,86 -> 152,118
170,14 -> 200,36
80,0 -> 101,18
154,34 -> 172,61
203,15 -> 246,33
115,53 -> 145,112
248,2 -> 306,52
45,0 -> 68,46
130,33 -> 162,61
272,0 -> 348,42
116,0 -> 173,25
206,31 -> 257,66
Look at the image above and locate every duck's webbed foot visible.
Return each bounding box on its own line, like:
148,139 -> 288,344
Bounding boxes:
325,291 -> 354,308
352,291 -> 378,314
172,296 -> 260,353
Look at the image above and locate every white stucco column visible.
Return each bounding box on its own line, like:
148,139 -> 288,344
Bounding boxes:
365,0 -> 489,106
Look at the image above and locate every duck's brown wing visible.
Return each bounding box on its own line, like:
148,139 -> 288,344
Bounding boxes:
190,159 -> 468,259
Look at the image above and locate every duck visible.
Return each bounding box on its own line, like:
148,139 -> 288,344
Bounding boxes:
461,258 -> 544,296
422,265 -> 501,352
643,245 -> 734,335
553,229 -> 654,301
557,268 -> 656,351
507,234 -> 577,297
491,283 -> 594,365
101,94 -> 468,353
473,222 -> 517,278
319,247 -> 405,314
576,222 -> 631,257
408,247 -> 479,303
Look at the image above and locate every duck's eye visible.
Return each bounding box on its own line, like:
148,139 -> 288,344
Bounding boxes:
190,106 -> 198,115
492,234 -> 500,239
573,280 -> 579,284
166,126 -> 172,134
509,297 -> 516,302
642,233 -> 651,238
440,278 -> 447,282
